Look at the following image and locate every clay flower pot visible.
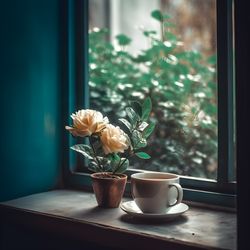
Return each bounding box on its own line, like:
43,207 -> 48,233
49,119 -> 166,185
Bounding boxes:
91,172 -> 127,208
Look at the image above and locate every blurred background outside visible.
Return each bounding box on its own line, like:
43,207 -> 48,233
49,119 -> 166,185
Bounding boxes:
88,0 -> 218,179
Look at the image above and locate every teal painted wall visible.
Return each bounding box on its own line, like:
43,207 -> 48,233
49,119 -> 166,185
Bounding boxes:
0,0 -> 62,201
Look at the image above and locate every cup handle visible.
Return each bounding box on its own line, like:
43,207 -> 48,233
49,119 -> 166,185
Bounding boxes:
168,183 -> 183,207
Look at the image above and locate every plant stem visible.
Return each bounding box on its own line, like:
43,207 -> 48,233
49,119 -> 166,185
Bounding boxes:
112,157 -> 127,175
161,20 -> 164,41
88,137 -> 102,170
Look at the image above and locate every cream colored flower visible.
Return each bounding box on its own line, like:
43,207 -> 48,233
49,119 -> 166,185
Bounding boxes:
100,124 -> 129,154
65,109 -> 109,137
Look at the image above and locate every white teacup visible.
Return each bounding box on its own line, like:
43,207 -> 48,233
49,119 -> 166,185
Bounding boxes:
131,172 -> 183,214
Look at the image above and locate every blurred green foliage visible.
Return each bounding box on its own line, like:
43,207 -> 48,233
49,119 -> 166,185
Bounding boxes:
89,10 -> 217,179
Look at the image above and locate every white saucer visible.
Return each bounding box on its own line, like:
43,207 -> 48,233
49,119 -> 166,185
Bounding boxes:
120,200 -> 189,220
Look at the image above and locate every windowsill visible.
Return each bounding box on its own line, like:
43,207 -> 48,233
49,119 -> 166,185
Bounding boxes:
0,189 -> 236,250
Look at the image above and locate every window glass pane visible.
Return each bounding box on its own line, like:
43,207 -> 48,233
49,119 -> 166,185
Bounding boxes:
89,0 -> 217,179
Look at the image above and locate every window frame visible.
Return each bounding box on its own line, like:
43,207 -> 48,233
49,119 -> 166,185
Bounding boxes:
62,0 -> 236,208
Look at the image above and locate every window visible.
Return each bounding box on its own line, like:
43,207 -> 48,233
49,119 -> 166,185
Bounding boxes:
64,0 -> 236,207
89,0 -> 218,180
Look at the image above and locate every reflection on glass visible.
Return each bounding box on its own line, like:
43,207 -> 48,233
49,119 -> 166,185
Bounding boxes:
89,0 -> 218,179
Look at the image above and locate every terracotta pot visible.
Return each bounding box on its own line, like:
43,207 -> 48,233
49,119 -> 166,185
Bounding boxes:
91,172 -> 127,208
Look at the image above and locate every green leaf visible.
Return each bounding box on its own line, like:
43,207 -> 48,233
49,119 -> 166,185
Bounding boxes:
70,144 -> 93,160
143,30 -> 157,37
132,131 -> 147,149
163,14 -> 171,19
151,10 -> 163,22
88,161 -> 100,172
204,104 -> 217,115
135,152 -> 151,159
207,55 -> 217,65
130,101 -> 142,117
138,121 -> 149,132
116,34 -> 132,46
119,118 -> 132,131
142,122 -> 156,138
164,22 -> 175,28
114,159 -> 129,174
108,153 -> 120,161
141,97 -> 152,121
109,153 -> 121,171
126,107 -> 140,127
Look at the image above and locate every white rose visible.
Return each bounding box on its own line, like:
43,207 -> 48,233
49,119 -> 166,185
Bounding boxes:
65,109 -> 109,137
100,124 -> 129,154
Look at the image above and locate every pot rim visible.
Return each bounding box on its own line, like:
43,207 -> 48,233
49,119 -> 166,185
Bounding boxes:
91,172 -> 127,180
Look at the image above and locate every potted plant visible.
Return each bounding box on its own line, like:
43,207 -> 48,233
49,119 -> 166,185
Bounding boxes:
65,97 -> 155,208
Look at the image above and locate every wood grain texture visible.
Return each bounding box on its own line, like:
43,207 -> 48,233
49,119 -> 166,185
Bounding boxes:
0,189 -> 236,250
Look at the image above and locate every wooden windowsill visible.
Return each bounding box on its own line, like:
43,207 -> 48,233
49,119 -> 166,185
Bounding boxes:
0,189 -> 236,250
